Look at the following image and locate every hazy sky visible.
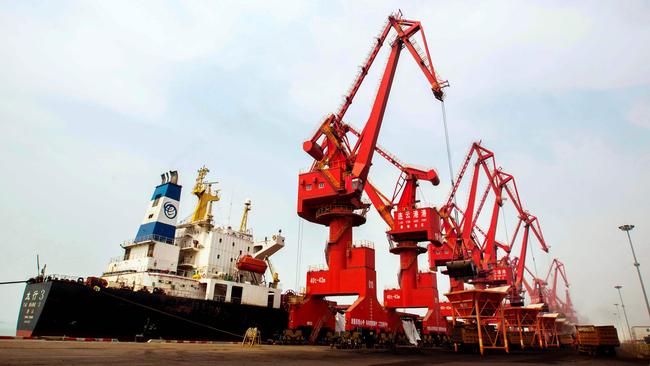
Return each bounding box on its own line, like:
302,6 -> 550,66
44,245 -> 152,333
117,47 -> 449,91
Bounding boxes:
1,1 -> 649,336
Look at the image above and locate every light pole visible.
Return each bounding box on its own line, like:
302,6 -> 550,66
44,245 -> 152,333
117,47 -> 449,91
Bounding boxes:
618,224 -> 650,319
615,285 -> 633,341
614,303 -> 625,340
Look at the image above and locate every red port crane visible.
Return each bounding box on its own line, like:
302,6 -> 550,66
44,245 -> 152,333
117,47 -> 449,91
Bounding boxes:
523,259 -> 578,323
357,141 -> 446,335
290,11 -> 447,341
429,142 -> 548,305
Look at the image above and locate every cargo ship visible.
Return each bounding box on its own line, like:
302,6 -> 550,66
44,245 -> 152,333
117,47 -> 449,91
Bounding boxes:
16,167 -> 288,341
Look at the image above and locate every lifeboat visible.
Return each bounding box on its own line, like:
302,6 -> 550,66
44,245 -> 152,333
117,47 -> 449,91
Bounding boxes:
236,255 -> 267,274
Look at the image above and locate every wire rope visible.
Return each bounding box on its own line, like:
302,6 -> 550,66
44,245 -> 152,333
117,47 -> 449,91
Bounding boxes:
0,280 -> 27,285
97,288 -> 244,339
295,218 -> 304,290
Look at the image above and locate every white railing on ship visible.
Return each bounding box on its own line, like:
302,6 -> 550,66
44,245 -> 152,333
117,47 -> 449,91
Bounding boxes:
177,240 -> 200,250
47,274 -> 85,282
106,266 -> 147,273
176,214 -> 193,225
109,254 -> 151,263
109,256 -> 123,263
121,234 -> 174,246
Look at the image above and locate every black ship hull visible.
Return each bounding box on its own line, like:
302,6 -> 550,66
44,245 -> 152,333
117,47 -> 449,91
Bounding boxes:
16,279 -> 288,342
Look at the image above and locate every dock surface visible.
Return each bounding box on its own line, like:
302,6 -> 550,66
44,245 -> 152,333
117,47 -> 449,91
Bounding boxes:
0,340 -> 645,365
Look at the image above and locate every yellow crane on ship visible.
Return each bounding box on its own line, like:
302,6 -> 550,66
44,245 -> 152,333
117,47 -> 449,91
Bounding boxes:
190,166 -> 220,223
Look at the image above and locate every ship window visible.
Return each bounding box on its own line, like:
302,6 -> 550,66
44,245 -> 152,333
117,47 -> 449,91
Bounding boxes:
214,284 -> 227,302
219,238 -> 222,243
306,184 -> 312,191
318,182 -> 324,189
230,258 -> 233,262
147,243 -> 155,257
231,286 -> 243,304
217,254 -> 220,259
148,214 -> 154,219
232,242 -> 235,247
152,195 -> 161,207
247,247 -> 250,252
239,250 -> 242,255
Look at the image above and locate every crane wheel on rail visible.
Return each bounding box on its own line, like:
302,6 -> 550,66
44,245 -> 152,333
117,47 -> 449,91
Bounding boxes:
280,329 -> 305,345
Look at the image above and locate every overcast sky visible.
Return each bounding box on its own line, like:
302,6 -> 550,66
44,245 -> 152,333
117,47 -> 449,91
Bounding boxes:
1,1 -> 649,336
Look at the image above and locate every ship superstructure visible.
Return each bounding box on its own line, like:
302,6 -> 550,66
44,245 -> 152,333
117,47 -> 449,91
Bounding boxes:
16,167 -> 288,341
102,167 -> 284,308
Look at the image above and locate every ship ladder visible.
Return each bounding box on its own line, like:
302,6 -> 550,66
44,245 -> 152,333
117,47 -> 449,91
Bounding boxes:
309,315 -> 327,345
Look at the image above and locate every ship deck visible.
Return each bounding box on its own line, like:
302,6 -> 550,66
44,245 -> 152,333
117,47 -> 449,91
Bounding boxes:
0,340 -> 645,366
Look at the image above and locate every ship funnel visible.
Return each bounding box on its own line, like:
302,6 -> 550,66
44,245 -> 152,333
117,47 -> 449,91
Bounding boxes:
135,171 -> 183,243
169,171 -> 178,184
160,171 -> 179,185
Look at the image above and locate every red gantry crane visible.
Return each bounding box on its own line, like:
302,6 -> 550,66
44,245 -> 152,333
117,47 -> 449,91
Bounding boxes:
289,11 -> 448,342
522,259 -> 578,323
521,264 -> 548,305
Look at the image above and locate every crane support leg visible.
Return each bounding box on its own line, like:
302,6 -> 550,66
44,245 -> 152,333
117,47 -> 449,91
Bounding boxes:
288,214 -> 400,342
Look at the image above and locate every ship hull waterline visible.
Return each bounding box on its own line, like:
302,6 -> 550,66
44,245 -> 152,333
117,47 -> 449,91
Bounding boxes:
16,280 -> 289,342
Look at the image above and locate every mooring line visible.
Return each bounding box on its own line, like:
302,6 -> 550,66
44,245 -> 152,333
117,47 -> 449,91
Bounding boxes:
0,280 -> 27,285
97,288 -> 245,339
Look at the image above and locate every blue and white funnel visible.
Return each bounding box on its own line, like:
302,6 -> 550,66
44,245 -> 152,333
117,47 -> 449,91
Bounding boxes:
134,171 -> 182,243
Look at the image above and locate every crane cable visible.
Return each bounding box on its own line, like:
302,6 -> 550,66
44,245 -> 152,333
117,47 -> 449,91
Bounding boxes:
501,204 -> 511,266
441,101 -> 454,188
441,101 -> 459,225
295,217 -> 304,290
530,236 -> 539,278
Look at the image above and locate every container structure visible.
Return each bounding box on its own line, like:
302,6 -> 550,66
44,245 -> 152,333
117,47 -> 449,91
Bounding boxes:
445,286 -> 509,355
575,325 -> 620,356
503,304 -> 544,349
537,313 -> 563,348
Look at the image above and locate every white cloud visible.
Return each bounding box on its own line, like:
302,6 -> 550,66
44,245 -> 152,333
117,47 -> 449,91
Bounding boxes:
0,2 -> 310,120
286,1 -> 650,121
626,96 -> 650,129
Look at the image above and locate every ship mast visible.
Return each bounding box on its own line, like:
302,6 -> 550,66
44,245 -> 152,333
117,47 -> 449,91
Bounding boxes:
239,199 -> 252,233
190,166 -> 220,223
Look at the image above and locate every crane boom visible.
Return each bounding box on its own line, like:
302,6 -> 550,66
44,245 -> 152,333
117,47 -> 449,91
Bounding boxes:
351,40 -> 402,182
336,12 -> 447,122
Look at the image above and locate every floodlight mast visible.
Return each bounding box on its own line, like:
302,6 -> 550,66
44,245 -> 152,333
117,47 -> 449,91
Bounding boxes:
618,224 -> 650,320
